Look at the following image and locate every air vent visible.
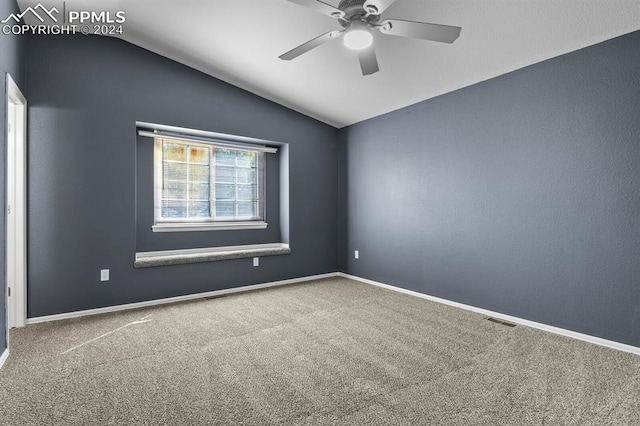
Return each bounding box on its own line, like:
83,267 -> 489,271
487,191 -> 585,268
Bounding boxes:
487,317 -> 517,327
204,294 -> 229,300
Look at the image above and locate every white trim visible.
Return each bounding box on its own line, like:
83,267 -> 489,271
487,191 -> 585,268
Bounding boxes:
137,121 -> 286,149
23,271 -> 640,357
27,272 -> 340,325
0,349 -> 8,370
279,144 -> 290,244
338,273 -> 640,357
5,73 -> 27,332
136,243 -> 288,259
139,130 -> 279,153
152,221 -> 268,232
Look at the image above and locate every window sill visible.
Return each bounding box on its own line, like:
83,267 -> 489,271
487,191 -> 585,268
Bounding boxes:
134,243 -> 290,268
152,221 -> 268,232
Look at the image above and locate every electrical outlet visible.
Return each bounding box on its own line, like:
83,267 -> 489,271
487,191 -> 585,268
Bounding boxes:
354,250 -> 359,259
253,257 -> 259,267
100,269 -> 110,282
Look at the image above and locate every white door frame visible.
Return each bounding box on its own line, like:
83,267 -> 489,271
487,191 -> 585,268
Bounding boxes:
6,73 -> 27,332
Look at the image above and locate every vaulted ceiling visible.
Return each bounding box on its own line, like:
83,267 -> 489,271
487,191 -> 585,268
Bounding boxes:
19,0 -> 640,127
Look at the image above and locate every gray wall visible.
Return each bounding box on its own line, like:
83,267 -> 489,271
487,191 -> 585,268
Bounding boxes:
337,130 -> 349,272
343,30 -> 640,347
1,0 -> 24,353
26,34 -> 339,318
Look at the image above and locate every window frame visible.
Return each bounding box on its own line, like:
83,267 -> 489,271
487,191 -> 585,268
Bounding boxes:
152,137 -> 267,232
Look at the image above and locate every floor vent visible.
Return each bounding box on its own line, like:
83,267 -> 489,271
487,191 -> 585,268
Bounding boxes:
487,317 -> 517,327
204,294 -> 229,300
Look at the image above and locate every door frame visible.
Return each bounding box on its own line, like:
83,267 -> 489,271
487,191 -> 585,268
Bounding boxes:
5,73 -> 27,335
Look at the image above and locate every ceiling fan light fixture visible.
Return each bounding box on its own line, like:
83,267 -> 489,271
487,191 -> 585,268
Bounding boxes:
343,22 -> 373,50
279,0 -> 462,76
343,30 -> 372,50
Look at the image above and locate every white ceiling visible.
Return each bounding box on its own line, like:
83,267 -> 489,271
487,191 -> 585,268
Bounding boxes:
20,0 -> 640,128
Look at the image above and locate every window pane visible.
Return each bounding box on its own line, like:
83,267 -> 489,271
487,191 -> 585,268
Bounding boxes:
164,162 -> 187,181
237,184 -> 256,201
189,146 -> 210,165
157,139 -> 263,223
215,201 -> 235,218
215,183 -> 235,200
163,143 -> 187,162
215,166 -> 235,183
164,182 -> 187,199
189,183 -> 209,200
189,201 -> 210,218
236,151 -> 256,167
162,200 -> 187,218
189,165 -> 210,183
236,168 -> 256,184
237,202 -> 256,217
215,149 -> 236,165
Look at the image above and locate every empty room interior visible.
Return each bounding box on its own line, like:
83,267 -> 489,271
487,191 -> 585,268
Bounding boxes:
1,0 -> 640,424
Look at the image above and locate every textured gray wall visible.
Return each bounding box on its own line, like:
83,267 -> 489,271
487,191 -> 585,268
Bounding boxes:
337,130 -> 349,272
0,0 -> 24,353
26,35 -> 339,318
343,30 -> 640,347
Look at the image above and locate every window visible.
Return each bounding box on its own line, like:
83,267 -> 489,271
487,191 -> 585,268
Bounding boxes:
153,137 -> 267,231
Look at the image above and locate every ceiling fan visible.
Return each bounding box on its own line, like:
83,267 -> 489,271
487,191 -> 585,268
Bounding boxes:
279,0 -> 462,76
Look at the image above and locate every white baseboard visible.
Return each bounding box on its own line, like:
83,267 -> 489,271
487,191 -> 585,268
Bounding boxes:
25,271 -> 639,357
27,272 -> 340,325
0,349 -> 8,370
338,273 -> 640,357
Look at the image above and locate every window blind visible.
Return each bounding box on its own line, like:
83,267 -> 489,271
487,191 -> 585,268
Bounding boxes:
138,130 -> 278,154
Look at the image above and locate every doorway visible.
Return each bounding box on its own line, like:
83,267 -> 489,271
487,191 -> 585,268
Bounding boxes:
6,73 -> 27,333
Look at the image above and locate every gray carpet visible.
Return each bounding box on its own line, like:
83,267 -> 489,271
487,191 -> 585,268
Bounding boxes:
1,277 -> 639,425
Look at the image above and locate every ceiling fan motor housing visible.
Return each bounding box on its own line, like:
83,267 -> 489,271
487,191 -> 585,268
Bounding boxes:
337,0 -> 380,25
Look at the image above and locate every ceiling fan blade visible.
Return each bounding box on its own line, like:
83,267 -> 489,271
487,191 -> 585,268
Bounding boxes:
357,45 -> 379,76
279,31 -> 341,61
284,0 -> 345,19
363,0 -> 398,15
380,19 -> 461,44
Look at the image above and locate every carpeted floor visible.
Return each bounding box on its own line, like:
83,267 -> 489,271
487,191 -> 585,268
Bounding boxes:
0,277 -> 639,425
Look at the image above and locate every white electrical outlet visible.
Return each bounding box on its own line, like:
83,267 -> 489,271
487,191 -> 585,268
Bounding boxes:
100,269 -> 110,282
253,257 -> 259,267
355,250 -> 359,259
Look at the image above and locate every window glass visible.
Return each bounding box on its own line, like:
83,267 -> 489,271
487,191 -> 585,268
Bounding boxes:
156,139 -> 263,223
